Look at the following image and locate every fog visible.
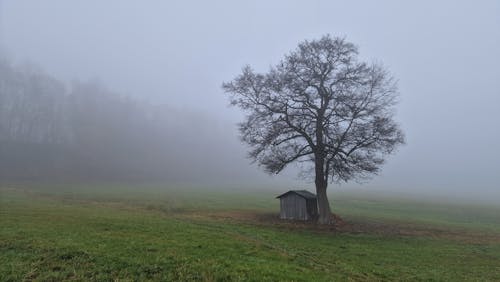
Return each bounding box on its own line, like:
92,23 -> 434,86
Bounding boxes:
0,1 -> 499,201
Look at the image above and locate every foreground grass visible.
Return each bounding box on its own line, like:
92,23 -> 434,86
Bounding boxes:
1,184 -> 500,281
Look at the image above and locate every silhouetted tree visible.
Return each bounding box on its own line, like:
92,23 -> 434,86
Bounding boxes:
223,35 -> 405,224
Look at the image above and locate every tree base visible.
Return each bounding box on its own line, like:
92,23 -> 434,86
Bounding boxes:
316,212 -> 345,226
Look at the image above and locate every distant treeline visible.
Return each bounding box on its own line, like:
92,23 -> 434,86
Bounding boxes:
0,60 -> 212,182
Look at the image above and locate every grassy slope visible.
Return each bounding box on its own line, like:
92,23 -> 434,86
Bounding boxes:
1,184 -> 500,281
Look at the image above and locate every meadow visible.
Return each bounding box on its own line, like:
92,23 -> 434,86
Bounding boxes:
1,183 -> 500,281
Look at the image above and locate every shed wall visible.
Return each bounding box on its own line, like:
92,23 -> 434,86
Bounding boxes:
306,198 -> 318,219
280,194 -> 308,220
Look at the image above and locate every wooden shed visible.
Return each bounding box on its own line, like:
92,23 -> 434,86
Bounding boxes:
276,190 -> 318,221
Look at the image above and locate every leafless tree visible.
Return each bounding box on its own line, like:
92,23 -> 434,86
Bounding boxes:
223,35 -> 405,224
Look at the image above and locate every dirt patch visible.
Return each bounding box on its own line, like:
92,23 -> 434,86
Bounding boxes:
182,210 -> 500,244
6,187 -> 499,244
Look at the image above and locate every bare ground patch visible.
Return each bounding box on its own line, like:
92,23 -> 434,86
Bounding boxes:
181,210 -> 500,244
5,187 -> 500,244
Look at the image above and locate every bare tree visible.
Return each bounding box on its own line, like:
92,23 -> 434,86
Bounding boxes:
223,35 -> 405,224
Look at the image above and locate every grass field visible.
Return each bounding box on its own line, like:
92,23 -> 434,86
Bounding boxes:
1,183 -> 500,281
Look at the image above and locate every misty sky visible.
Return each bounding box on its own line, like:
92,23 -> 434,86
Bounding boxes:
0,1 -> 499,199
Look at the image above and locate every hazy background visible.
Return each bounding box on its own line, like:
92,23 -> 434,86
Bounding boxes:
0,1 -> 499,201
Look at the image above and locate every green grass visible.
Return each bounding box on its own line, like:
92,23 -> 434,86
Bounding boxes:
1,184 -> 500,281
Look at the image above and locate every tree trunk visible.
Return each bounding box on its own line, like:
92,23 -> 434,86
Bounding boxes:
315,179 -> 332,224
314,153 -> 332,224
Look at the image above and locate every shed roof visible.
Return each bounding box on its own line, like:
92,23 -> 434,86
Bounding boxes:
276,190 -> 317,200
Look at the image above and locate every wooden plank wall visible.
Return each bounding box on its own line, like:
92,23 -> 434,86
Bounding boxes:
280,194 -> 308,220
306,198 -> 318,219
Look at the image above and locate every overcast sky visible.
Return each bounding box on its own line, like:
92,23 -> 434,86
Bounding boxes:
1,1 -> 499,200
